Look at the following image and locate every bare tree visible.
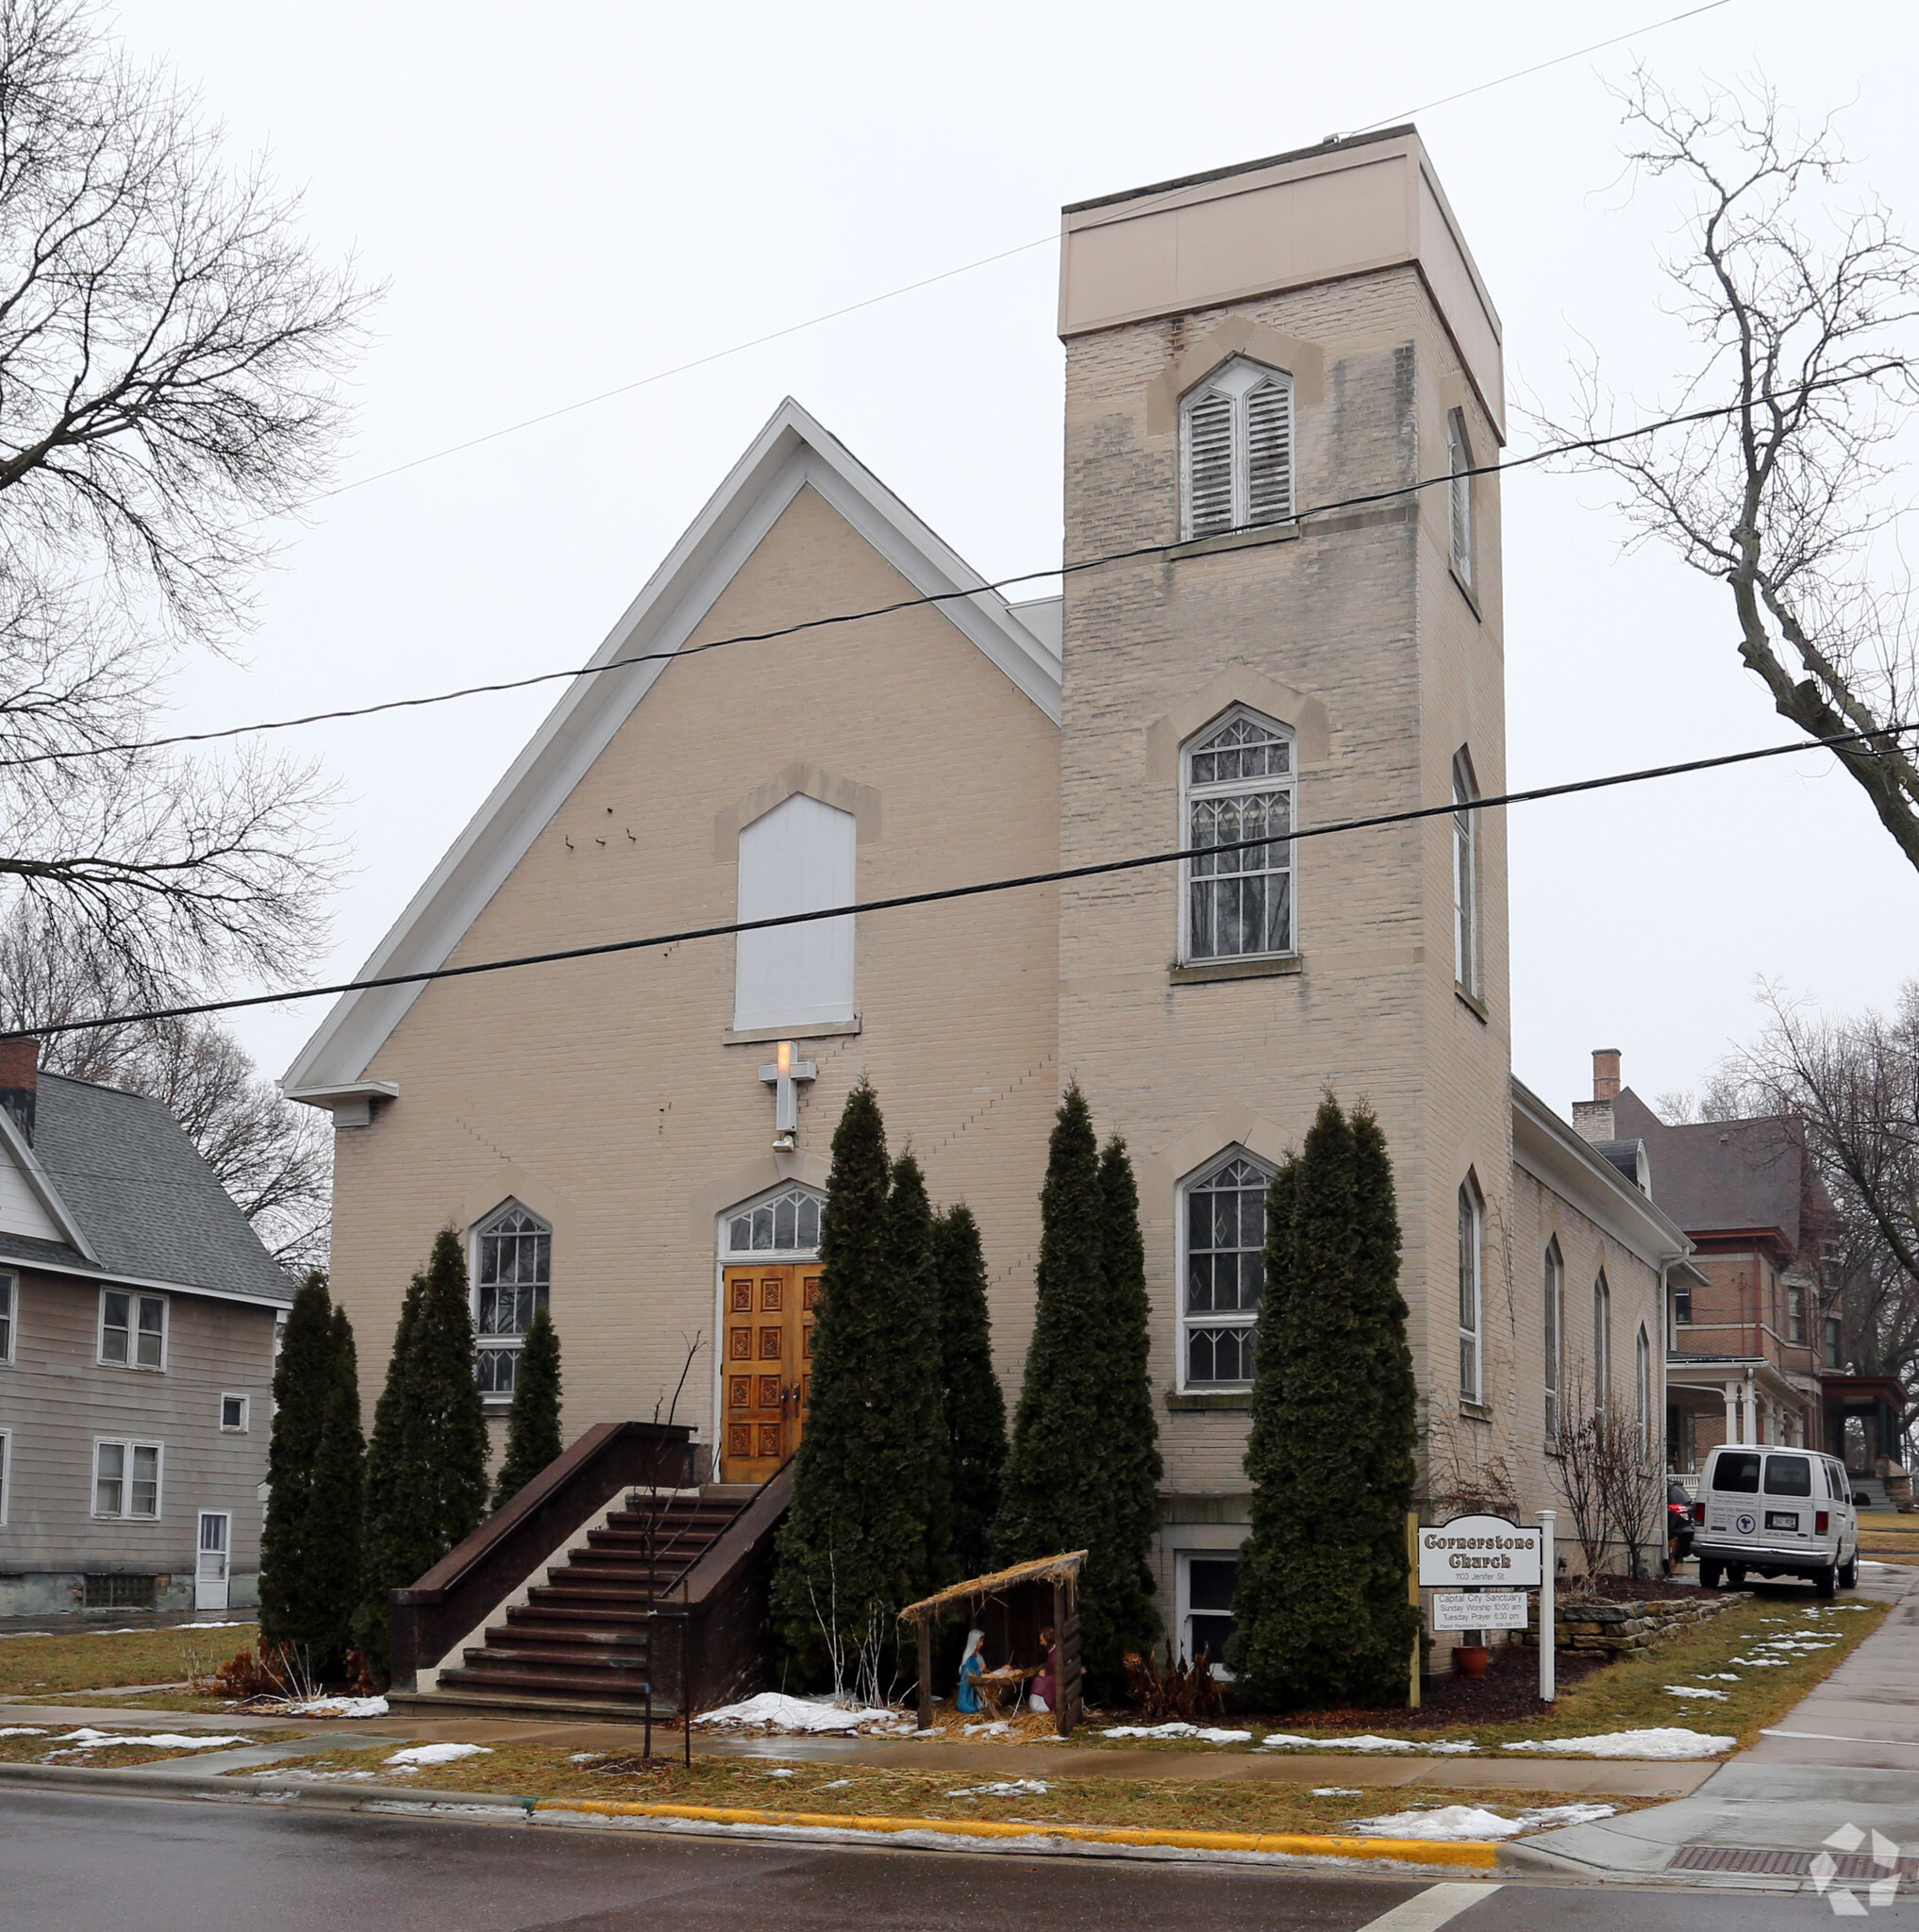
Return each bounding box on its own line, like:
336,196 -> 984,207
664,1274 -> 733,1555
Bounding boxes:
1543,71 -> 1919,872
0,0 -> 374,990
1720,982 -> 1919,1434
0,901 -> 329,1266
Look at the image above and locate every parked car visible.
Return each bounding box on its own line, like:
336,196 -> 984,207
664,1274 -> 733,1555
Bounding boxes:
1691,1446 -> 1859,1597
1667,1478 -> 1695,1561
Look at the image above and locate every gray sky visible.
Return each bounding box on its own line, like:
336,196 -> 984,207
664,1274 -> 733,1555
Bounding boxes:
121,0 -> 1919,1122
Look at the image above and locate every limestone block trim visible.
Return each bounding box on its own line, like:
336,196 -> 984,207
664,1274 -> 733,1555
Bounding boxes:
722,1018 -> 863,1046
712,761 -> 883,860
1165,1391 -> 1252,1413
1142,1107 -> 1291,1192
1170,524 -> 1300,562
690,1153 -> 833,1244
1143,670 -> 1331,780
1145,318 -> 1327,436
1168,955 -> 1304,987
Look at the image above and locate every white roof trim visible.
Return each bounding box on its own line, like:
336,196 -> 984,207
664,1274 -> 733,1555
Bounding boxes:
284,399 -> 1060,1099
0,1249 -> 287,1307
1511,1077 -> 1694,1273
0,1106 -> 95,1260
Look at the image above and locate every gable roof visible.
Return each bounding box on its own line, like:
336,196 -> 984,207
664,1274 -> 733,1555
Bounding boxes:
1610,1088 -> 1828,1252
284,398 -> 1060,1104
0,1074 -> 292,1304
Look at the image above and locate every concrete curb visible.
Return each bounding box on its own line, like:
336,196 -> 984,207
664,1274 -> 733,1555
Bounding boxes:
0,1761 -> 1499,1867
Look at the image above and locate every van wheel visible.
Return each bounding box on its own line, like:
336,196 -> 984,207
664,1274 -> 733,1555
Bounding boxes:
1838,1557 -> 1858,1591
1726,1566 -> 1747,1587
1813,1565 -> 1837,1600
1698,1559 -> 1724,1590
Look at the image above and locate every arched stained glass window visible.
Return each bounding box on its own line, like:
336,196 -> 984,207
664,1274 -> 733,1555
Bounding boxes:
726,1186 -> 825,1257
474,1203 -> 551,1397
1182,1151 -> 1274,1389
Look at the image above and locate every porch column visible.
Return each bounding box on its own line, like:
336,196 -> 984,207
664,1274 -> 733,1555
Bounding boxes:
1723,1381 -> 1741,1449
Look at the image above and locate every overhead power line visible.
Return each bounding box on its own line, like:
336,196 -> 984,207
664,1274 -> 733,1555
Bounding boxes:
3,362 -> 1900,774
11,717 -> 1913,1045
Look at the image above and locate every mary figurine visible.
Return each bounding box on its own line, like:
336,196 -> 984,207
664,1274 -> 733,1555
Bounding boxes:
955,1628 -> 987,1714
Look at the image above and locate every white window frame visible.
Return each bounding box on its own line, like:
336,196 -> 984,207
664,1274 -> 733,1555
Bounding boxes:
1452,751 -> 1480,998
1447,408 -> 1474,586
733,792 -> 858,1033
97,1289 -> 167,1371
219,1392 -> 249,1433
1635,1324 -> 1652,1451
1180,707 -> 1297,966
1174,1544 -> 1242,1678
0,1428 -> 9,1525
1177,1147 -> 1275,1392
1544,1238 -> 1563,1441
92,1438 -> 162,1520
0,1271 -> 13,1365
1458,1176 -> 1484,1404
1179,356 -> 1296,541
472,1200 -> 552,1402
1594,1272 -> 1612,1400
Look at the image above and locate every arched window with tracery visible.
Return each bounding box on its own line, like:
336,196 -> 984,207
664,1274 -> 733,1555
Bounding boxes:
473,1202 -> 551,1397
1182,708 -> 1296,963
1181,1149 -> 1275,1390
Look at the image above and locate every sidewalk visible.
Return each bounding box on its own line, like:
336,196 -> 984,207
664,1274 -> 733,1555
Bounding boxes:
1513,1559 -> 1919,1879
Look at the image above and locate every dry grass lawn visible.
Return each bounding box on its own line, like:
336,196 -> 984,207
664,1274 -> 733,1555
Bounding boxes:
0,1623 -> 257,1699
0,1722 -> 303,1769
227,1740 -> 1646,1838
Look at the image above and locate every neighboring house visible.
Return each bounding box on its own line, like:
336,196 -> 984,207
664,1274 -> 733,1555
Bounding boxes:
0,1038 -> 292,1619
287,127 -> 1687,1667
1570,1050 -> 1836,1468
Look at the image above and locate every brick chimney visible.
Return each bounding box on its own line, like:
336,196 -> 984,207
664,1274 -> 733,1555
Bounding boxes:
0,1036 -> 38,1143
1572,1047 -> 1621,1144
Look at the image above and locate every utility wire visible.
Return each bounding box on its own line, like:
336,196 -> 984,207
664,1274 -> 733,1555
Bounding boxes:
3,362 -> 1900,774
11,717 -> 1912,1044
1348,0 -> 1733,136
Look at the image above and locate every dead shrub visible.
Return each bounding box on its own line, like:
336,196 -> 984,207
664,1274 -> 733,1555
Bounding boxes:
1121,1642 -> 1224,1722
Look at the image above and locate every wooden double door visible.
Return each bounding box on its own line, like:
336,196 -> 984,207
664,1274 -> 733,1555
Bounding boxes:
721,1262 -> 821,1484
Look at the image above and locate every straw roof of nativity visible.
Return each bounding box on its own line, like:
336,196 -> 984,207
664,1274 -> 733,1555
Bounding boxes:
897,1550 -> 1087,1621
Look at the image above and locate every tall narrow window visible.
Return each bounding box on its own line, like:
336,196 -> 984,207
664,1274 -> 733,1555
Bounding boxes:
1544,1239 -> 1563,1441
474,1203 -> 552,1397
0,1273 -> 12,1364
1594,1272 -> 1612,1400
1824,1316 -> 1843,1370
1452,751 -> 1479,997
1182,1150 -> 1273,1388
1787,1283 -> 1807,1343
1447,408 -> 1473,585
1635,1325 -> 1652,1450
734,793 -> 857,1031
1458,1176 -> 1483,1404
1183,709 -> 1295,962
1180,357 -> 1295,540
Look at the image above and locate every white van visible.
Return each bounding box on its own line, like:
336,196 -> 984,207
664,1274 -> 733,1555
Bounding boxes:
1692,1446 -> 1860,1597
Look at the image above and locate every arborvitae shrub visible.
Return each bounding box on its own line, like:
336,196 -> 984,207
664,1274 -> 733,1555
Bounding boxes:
492,1307 -> 563,1510
932,1203 -> 1006,1580
259,1271 -> 334,1652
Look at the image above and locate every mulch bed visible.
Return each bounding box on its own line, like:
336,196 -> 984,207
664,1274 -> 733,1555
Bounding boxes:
1562,1574 -> 1729,1603
1237,1640 -> 1607,1733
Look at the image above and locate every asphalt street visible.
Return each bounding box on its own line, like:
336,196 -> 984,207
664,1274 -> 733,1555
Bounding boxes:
6,1791 -> 1919,1932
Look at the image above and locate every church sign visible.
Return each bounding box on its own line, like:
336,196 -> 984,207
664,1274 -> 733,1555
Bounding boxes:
1430,1590 -> 1528,1632
1416,1514 -> 1544,1589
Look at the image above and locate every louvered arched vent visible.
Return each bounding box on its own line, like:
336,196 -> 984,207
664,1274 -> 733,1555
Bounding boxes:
1179,358 -> 1296,541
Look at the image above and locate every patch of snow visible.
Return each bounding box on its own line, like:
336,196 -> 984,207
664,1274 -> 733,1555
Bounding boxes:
693,1692 -> 896,1734
762,1769 -> 796,1778
52,1728 -> 247,1749
1261,1733 -> 1464,1753
1666,1686 -> 1729,1700
1502,1728 -> 1734,1759
1697,1673 -> 1742,1682
960,1720 -> 1010,1737
948,1779 -> 1050,1798
1349,1802 -> 1617,1841
1100,1723 -> 1252,1743
168,1622 -> 247,1630
1727,1657 -> 1791,1667
275,1696 -> 389,1718
383,1742 -> 492,1768
0,1727 -> 46,1737
569,1753 -> 598,1763
1312,1787 -> 1362,1795
268,1767 -> 378,1783
818,1779 -> 852,1790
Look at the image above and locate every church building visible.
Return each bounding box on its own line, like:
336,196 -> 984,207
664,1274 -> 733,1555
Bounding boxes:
286,127 -> 1697,1656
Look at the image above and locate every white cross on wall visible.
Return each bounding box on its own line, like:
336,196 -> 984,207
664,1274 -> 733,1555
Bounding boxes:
759,1040 -> 817,1148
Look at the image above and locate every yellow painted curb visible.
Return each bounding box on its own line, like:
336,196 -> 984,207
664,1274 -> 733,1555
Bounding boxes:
526,1797 -> 1500,1867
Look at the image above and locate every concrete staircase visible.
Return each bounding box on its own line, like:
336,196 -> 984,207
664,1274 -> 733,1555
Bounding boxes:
395,1486 -> 749,1719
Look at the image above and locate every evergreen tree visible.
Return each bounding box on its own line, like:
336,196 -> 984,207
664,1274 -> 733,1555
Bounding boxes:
1084,1135 -> 1163,1683
259,1270 -> 333,1651
305,1306 -> 365,1675
932,1203 -> 1006,1579
355,1230 -> 491,1681
993,1087 -> 1105,1571
886,1152 -> 951,1592
773,1083 -> 929,1675
492,1307 -> 563,1510
1226,1097 -> 1420,1706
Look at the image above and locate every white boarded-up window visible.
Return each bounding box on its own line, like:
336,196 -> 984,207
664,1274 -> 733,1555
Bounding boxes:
734,794 -> 857,1030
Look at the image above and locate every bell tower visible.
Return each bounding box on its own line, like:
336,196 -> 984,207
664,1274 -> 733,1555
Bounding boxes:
1055,129 -> 1510,1503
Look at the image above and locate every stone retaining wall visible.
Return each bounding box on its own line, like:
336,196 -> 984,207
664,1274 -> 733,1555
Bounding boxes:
1519,1591 -> 1748,1658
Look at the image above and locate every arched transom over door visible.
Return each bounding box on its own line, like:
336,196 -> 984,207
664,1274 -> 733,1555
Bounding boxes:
720,1186 -> 825,1485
